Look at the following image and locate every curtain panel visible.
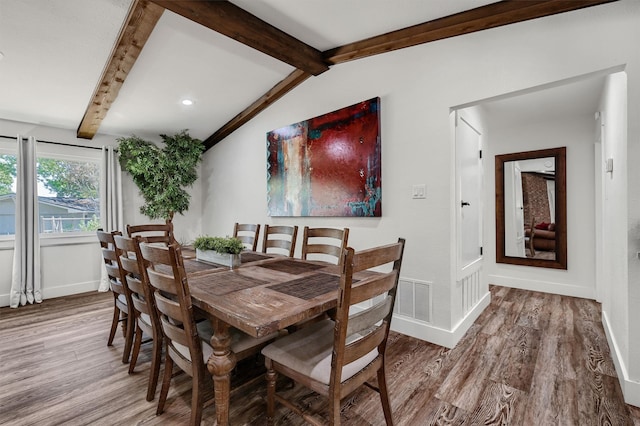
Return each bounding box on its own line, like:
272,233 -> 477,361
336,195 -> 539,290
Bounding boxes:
10,135 -> 41,308
98,146 -> 123,291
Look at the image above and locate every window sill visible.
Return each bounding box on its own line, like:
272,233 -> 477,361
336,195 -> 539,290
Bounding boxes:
0,233 -> 97,250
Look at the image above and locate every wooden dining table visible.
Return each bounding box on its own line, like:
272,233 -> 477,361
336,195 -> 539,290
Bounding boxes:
183,251 -> 345,426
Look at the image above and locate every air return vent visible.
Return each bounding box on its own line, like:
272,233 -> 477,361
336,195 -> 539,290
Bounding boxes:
393,278 -> 432,323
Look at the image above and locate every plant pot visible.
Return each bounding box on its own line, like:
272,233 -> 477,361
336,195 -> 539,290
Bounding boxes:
196,249 -> 241,269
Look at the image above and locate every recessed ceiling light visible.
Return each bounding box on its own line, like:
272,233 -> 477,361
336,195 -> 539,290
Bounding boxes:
181,99 -> 194,106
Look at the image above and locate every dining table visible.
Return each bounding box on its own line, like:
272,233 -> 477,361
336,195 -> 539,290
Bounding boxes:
182,250 -> 346,426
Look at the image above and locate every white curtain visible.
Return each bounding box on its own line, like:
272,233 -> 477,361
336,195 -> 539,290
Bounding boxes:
98,146 -> 123,291
10,135 -> 41,308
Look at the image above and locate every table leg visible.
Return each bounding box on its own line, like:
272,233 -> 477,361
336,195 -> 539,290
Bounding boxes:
207,320 -> 237,426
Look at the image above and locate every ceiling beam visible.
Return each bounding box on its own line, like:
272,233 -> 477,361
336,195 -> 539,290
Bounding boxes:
77,0 -> 164,140
149,0 -> 329,76
324,0 -> 618,65
203,0 -> 614,150
203,69 -> 312,150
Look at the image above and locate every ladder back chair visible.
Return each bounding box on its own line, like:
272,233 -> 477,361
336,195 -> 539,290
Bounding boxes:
301,227 -> 349,265
97,230 -> 134,364
114,235 -> 163,401
262,238 -> 406,426
233,223 -> 261,251
262,224 -> 298,257
140,242 -> 278,425
127,220 -> 175,245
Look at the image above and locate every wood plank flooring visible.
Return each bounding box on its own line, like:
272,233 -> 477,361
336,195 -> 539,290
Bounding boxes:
1,286 -> 639,425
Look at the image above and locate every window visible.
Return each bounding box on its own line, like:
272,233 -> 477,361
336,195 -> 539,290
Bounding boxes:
0,137 -> 102,237
36,156 -> 100,234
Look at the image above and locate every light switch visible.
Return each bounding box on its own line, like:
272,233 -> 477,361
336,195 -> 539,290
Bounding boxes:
412,184 -> 426,199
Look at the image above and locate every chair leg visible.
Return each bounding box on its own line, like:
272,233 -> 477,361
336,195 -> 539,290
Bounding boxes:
328,396 -> 341,426
120,311 -> 128,338
377,364 -> 394,426
128,325 -> 143,374
265,361 -> 277,426
157,349 -> 173,415
146,337 -> 162,401
107,302 -> 119,346
121,312 -> 134,364
190,370 -> 204,426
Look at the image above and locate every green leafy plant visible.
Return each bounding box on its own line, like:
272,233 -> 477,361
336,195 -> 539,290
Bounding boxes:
79,214 -> 101,232
193,236 -> 244,255
117,130 -> 204,221
0,155 -> 16,195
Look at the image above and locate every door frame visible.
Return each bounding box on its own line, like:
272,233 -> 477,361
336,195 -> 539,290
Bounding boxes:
454,111 -> 483,281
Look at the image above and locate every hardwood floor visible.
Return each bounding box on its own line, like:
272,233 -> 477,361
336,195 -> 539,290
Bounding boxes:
1,286 -> 639,425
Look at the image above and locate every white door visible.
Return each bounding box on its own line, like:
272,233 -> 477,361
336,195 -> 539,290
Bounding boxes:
456,115 -> 482,271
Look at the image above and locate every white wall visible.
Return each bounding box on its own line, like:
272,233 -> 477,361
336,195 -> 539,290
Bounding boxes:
201,1 -> 640,352
598,72 -> 640,406
484,114 -> 597,298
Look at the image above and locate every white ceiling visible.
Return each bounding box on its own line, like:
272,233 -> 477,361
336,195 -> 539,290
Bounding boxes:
482,74 -> 606,128
0,0 -> 603,144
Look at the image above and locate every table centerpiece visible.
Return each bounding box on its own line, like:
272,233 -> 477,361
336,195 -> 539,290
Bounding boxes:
193,235 -> 244,269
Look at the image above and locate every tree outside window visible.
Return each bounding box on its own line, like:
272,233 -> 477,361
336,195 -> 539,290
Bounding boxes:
0,154 -> 17,235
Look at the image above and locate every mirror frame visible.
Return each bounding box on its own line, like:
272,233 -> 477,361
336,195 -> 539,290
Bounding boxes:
495,147 -> 567,269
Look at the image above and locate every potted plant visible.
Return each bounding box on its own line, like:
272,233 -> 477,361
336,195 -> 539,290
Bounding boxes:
117,130 -> 204,222
193,235 -> 244,268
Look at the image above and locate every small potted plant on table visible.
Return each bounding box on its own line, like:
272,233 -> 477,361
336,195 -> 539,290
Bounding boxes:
193,235 -> 244,269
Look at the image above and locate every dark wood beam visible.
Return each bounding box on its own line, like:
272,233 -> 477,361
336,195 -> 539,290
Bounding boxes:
149,0 -> 329,76
324,0 -> 617,64
77,0 -> 164,140
203,69 -> 311,150
203,0 -> 615,150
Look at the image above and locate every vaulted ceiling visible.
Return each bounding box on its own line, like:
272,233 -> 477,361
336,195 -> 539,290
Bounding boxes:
0,0 -> 615,150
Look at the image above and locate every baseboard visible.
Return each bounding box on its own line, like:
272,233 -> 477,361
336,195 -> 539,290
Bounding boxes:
626,379 -> 640,408
43,280 -> 101,300
0,280 -> 100,308
390,290 -> 491,348
602,310 -> 640,408
488,274 -> 595,299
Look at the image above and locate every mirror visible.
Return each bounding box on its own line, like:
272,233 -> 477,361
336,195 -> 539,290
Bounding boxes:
495,147 -> 567,269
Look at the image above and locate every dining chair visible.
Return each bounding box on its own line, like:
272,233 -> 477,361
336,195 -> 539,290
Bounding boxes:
127,220 -> 175,245
233,223 -> 260,251
97,230 -> 134,364
139,242 -> 278,425
262,238 -> 406,426
301,227 -> 349,264
261,224 -> 298,257
114,235 -> 163,401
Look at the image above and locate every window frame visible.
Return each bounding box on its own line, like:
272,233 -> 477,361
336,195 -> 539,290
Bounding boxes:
0,138 -> 17,243
0,138 -> 103,245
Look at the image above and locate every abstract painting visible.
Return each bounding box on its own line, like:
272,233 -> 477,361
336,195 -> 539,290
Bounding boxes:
266,97 -> 381,217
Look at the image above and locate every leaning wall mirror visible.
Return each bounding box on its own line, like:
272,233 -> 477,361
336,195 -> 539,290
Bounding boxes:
495,147 -> 567,269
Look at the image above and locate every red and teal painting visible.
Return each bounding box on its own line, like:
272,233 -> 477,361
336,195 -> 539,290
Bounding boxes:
266,97 -> 381,217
